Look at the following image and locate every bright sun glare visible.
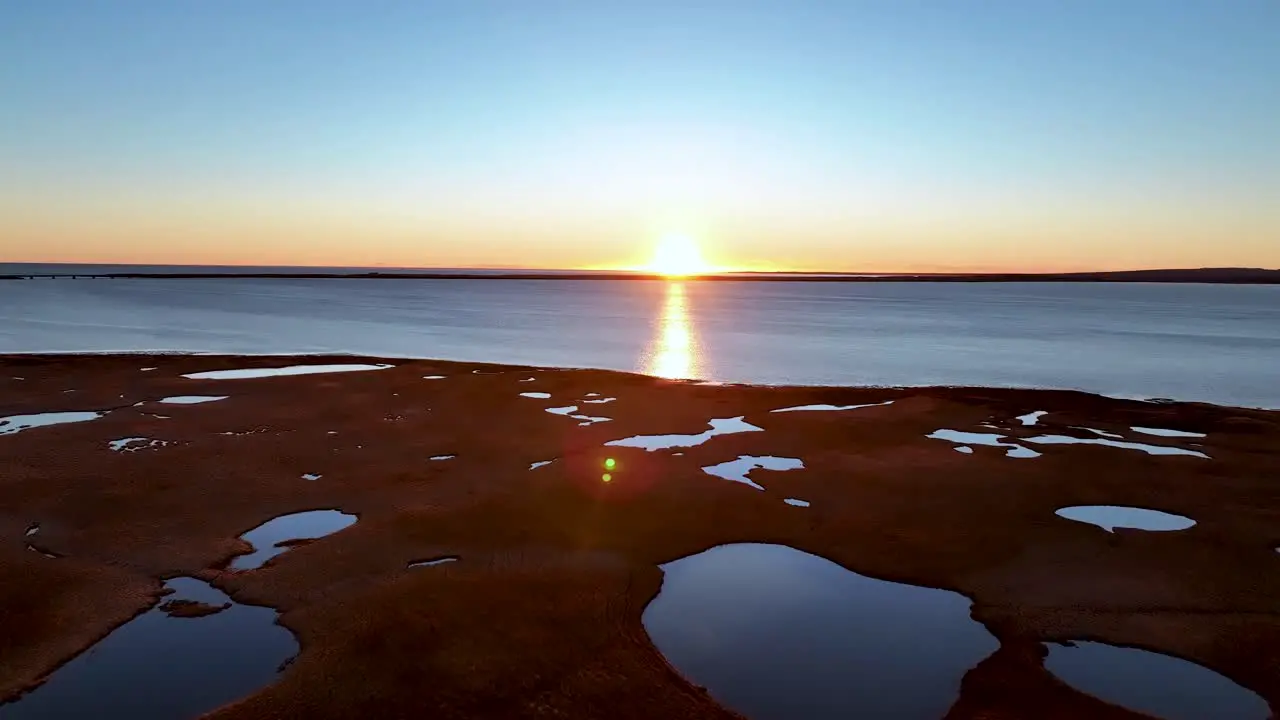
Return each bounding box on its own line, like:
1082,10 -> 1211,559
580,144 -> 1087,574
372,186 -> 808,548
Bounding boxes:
647,234 -> 710,277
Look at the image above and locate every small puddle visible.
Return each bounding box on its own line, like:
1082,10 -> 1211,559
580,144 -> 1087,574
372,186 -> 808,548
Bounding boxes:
0,577 -> 297,719
529,460 -> 554,470
429,455 -> 455,461
1130,426 -> 1207,439
1045,641 -> 1268,720
519,377 -> 536,382
156,396 -> 227,405
1055,505 -> 1195,532
927,429 -> 1040,458
182,364 -> 392,380
954,446 -> 974,454
1073,426 -> 1124,438
0,411 -> 106,436
26,544 -> 59,559
581,397 -> 615,404
539,403 -> 611,425
643,544 -> 997,719
220,428 -> 266,436
108,437 -> 169,452
770,400 -> 893,413
230,510 -> 358,570
702,456 -> 805,491
520,392 -> 552,399
1026,434 -> 1208,458
23,524 -> 57,558
408,555 -> 459,569
606,416 -> 764,452
140,367 -> 157,371
783,498 -> 810,507
300,473 -> 321,481
1016,410 -> 1047,426
422,375 -> 446,380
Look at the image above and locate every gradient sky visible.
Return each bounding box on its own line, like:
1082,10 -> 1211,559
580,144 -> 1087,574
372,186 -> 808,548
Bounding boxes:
3,1 -> 1278,271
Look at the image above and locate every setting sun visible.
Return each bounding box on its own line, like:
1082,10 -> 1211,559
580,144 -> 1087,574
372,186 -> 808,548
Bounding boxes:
647,234 -> 710,277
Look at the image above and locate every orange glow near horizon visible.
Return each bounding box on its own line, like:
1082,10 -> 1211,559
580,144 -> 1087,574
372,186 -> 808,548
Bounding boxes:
4,207 -> 1276,274
4,5 -> 1278,276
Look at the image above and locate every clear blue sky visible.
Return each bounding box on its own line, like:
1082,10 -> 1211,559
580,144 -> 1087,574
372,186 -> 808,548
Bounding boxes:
3,1 -> 1277,271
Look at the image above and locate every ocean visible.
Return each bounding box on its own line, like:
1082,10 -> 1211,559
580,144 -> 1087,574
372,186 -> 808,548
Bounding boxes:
2,277 -> 1277,408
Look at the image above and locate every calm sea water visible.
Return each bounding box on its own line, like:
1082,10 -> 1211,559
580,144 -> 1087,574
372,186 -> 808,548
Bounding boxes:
1,278 -> 1277,408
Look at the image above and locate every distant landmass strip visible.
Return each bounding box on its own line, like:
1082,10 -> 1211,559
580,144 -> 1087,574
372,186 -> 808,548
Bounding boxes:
2,268 -> 1278,283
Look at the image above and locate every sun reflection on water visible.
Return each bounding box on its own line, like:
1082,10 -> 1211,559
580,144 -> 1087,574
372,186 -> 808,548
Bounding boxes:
642,282 -> 703,380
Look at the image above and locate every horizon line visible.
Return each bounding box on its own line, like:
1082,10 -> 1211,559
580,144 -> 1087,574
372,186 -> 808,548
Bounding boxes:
4,261 -> 1277,275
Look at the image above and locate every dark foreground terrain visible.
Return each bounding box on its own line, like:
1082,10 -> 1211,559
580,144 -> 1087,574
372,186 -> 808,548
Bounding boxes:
1,354 -> 1278,718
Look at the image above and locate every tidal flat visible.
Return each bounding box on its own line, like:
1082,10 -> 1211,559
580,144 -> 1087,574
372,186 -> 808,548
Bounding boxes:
1,354 -> 1277,719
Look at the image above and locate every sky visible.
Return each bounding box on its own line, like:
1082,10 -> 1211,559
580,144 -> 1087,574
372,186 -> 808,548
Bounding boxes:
2,1 -> 1278,272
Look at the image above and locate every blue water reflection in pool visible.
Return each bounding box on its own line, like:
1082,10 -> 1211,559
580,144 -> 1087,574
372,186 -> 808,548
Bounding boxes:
1046,640 -> 1268,719
642,543 -> 997,719
3,577 -> 297,719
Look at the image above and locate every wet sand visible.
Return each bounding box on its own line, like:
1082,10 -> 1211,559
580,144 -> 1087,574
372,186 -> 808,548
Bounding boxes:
1,354 -> 1278,719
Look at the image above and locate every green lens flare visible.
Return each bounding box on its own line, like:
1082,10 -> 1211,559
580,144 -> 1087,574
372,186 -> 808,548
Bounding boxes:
602,473 -> 612,483
604,458 -> 616,470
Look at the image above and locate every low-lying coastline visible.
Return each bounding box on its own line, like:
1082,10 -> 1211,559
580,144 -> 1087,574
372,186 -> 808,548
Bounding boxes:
2,354 -> 1278,719
4,267 -> 1280,283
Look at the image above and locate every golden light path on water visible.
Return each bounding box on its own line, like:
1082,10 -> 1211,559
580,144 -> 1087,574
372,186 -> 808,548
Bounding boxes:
642,281 -> 703,380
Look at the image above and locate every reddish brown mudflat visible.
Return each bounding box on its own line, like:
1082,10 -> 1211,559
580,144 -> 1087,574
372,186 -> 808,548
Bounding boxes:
1,354 -> 1278,719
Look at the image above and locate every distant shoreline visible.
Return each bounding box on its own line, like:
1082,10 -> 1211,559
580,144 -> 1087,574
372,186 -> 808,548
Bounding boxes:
3,268 -> 1279,284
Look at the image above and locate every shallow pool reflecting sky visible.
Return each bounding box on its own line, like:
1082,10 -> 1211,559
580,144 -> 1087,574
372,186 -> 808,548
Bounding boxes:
642,543 -> 998,719
3,578 -> 296,719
